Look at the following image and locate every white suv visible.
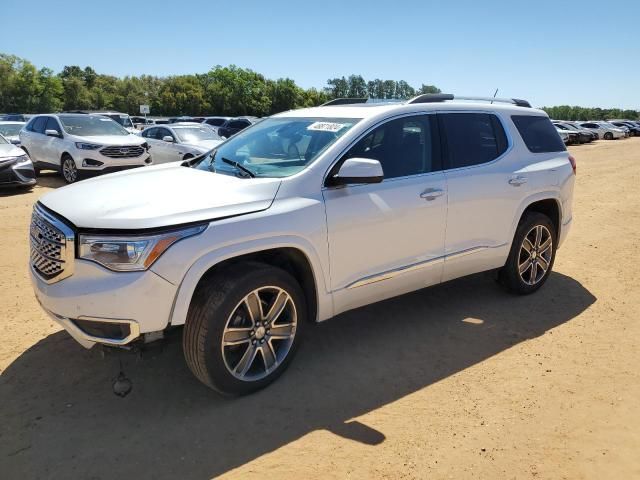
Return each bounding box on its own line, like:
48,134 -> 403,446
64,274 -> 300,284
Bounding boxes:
29,94 -> 575,395
20,114 -> 152,183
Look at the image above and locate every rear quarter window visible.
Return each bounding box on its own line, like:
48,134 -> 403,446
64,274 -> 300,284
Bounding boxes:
512,115 -> 566,153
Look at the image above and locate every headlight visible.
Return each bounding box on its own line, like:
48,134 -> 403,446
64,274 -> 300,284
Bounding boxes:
75,142 -> 102,150
15,154 -> 31,165
79,224 -> 206,271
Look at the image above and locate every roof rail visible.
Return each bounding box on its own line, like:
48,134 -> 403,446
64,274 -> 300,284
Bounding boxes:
407,94 -> 531,108
321,98 -> 368,106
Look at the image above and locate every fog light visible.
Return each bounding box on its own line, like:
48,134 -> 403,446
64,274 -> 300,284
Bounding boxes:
144,158 -> 152,164
82,159 -> 104,167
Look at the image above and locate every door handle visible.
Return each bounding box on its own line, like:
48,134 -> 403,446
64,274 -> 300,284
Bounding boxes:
420,188 -> 444,201
508,175 -> 527,186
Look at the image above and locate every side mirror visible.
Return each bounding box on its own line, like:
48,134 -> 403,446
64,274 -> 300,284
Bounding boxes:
45,129 -> 61,138
162,135 -> 174,143
10,138 -> 20,145
328,158 -> 384,186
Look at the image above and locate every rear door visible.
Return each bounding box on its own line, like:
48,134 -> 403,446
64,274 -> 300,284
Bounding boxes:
439,111 -> 524,281
24,116 -> 48,162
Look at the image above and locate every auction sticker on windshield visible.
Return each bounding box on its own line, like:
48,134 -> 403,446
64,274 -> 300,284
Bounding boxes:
307,122 -> 346,132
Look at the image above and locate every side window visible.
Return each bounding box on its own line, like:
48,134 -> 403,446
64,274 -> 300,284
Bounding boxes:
142,127 -> 157,138
32,116 -> 47,134
344,114 -> 438,179
440,113 -> 508,169
511,115 -> 566,153
157,128 -> 173,140
45,117 -> 61,135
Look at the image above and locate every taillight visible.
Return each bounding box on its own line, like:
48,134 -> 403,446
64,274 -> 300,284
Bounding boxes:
568,155 -> 576,175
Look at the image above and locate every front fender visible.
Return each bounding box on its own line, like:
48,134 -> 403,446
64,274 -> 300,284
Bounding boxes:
165,235 -> 333,327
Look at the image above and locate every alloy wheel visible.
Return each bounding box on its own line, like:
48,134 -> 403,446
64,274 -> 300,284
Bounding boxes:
221,286 -> 297,381
62,158 -> 78,183
518,225 -> 553,286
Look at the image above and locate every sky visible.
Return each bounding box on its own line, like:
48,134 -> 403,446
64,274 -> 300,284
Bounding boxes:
2,0 -> 639,109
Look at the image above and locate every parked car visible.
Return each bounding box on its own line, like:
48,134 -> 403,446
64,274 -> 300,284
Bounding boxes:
578,121 -> 625,140
28,94 -> 575,395
0,121 -> 26,145
556,129 -> 570,145
140,123 -> 223,163
552,121 -> 594,143
562,122 -> 598,141
217,117 -> 259,138
19,114 -> 151,183
0,113 -> 26,122
0,133 -> 36,188
609,121 -> 640,136
202,116 -> 232,132
168,116 -> 197,124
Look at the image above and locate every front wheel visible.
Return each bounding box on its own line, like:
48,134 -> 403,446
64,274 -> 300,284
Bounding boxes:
499,212 -> 556,294
183,263 -> 306,395
61,155 -> 80,183
604,132 -> 613,140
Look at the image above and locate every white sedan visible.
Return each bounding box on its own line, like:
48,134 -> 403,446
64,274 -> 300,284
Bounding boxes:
140,123 -> 224,164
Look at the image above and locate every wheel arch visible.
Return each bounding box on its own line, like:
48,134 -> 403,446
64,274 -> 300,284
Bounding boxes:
167,241 -> 330,328
513,193 -> 562,243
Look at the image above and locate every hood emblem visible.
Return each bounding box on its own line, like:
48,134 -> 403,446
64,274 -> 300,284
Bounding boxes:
119,147 -> 130,154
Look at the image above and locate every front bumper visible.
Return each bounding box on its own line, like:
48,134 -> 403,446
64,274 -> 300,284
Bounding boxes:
0,157 -> 36,186
30,260 -> 178,348
75,148 -> 152,172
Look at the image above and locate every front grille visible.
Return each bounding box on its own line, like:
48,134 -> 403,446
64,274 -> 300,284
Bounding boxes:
30,206 -> 74,283
99,145 -> 145,158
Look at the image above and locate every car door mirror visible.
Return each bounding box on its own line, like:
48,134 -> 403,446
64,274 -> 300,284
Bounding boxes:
162,136 -> 174,143
328,158 -> 384,186
45,129 -> 61,138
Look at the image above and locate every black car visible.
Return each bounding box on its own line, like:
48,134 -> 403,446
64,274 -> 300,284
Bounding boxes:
217,117 -> 258,138
0,134 -> 36,188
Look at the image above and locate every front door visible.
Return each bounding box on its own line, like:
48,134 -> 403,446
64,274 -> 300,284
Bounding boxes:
323,113 -> 447,314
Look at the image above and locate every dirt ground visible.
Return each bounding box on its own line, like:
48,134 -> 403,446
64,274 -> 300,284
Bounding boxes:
1,138 -> 639,480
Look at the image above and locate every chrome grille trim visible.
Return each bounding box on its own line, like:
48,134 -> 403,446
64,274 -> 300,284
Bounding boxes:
99,145 -> 145,158
30,205 -> 75,283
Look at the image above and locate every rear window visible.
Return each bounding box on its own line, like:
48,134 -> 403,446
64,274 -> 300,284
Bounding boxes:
512,115 -> 566,153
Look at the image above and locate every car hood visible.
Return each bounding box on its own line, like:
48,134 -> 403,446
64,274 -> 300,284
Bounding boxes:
70,134 -> 146,146
0,143 -> 26,159
39,163 -> 282,230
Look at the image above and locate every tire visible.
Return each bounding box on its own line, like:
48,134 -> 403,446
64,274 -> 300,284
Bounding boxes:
499,212 -> 557,295
604,132 -> 613,140
183,262 -> 306,395
61,154 -> 80,184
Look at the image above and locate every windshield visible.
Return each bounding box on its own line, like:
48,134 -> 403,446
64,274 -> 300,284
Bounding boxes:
105,114 -> 134,128
59,115 -> 130,136
174,126 -> 221,143
194,117 -> 360,178
0,123 -> 23,137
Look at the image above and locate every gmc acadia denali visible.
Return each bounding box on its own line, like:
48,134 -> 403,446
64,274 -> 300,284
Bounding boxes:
29,94 -> 575,395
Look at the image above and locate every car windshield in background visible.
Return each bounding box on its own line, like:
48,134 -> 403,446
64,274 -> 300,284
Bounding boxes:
0,134 -> 8,145
0,124 -> 22,137
195,117 -> 360,178
59,115 -> 129,136
174,126 -> 221,143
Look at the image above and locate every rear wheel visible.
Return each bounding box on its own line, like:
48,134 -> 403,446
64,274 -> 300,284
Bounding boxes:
61,155 -> 79,183
499,212 -> 556,294
183,263 -> 306,395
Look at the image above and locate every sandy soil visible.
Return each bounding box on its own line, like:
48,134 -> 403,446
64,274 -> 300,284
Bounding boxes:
1,139 -> 639,479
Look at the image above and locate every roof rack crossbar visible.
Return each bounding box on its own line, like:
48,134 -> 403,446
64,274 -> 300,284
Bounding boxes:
407,94 -> 531,108
321,98 -> 368,106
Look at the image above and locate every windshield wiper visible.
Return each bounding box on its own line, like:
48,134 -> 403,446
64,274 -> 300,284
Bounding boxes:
221,157 -> 255,178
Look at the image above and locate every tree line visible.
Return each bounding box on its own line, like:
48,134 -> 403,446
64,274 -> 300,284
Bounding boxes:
0,53 -> 441,117
1,53 -> 637,119
541,105 -> 638,121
